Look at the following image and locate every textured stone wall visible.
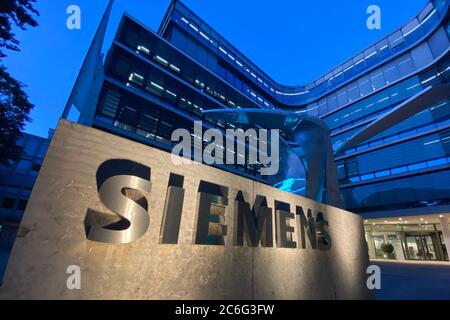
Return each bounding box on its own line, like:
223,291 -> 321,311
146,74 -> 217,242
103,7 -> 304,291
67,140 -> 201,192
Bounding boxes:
0,120 -> 371,299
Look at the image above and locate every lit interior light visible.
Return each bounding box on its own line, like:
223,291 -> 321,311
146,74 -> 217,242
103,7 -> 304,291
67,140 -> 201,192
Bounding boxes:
425,221 -> 429,224
398,218 -> 402,221
150,82 -> 164,91
364,220 -> 368,223
420,218 -> 424,221
166,90 -> 177,98
384,220 -> 388,223
137,45 -> 150,54
440,214 -> 444,218
169,64 -> 180,72
155,55 -> 168,66
189,23 -> 199,32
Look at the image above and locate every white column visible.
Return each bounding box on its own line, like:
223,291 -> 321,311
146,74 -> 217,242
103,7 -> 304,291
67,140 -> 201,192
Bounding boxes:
439,216 -> 450,261
366,232 -> 376,259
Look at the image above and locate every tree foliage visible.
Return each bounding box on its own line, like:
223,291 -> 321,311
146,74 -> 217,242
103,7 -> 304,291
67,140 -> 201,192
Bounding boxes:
0,0 -> 39,163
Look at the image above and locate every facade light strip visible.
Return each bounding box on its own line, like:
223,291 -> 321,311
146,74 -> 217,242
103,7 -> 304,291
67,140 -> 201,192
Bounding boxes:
406,83 -> 421,90
155,55 -> 168,65
169,64 -> 181,72
199,31 -> 210,41
219,46 -> 227,55
189,23 -> 199,32
421,75 -> 437,84
365,51 -> 377,59
424,139 -> 440,145
420,9 -> 436,25
166,90 -> 177,97
431,102 -> 448,110
403,23 -> 421,37
150,82 -> 164,90
137,45 -> 150,54
343,65 -> 354,72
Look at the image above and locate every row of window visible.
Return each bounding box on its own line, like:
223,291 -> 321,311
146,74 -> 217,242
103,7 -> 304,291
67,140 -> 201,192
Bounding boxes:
326,76 -> 422,133
123,10 -> 448,126
343,156 -> 450,185
335,106 -> 450,155
314,26 -> 448,118
168,26 -> 275,110
0,197 -> 28,211
129,41 -> 261,112
96,85 -> 266,177
172,3 -> 442,106
342,169 -> 450,210
327,56 -> 450,149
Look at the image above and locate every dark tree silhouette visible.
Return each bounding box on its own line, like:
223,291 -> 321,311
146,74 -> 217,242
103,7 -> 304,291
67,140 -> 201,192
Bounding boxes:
0,0 -> 39,163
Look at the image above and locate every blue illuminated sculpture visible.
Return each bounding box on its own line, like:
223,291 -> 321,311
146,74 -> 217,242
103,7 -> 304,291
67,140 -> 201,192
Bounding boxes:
203,109 -> 344,208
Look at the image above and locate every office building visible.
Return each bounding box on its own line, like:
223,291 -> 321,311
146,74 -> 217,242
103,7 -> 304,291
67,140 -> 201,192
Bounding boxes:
63,0 -> 450,261
0,131 -> 52,283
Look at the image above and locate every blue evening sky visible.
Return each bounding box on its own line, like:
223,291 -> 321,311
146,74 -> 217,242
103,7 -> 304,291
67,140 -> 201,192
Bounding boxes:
3,0 -> 427,138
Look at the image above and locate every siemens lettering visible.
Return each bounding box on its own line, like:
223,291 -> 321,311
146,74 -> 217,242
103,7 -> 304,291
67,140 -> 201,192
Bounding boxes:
85,159 -> 331,249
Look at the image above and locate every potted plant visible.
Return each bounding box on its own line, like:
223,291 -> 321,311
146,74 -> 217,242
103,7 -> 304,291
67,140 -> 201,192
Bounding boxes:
381,242 -> 395,259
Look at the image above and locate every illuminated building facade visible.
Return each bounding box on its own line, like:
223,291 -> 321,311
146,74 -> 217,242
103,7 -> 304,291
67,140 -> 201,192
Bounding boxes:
63,0 -> 450,261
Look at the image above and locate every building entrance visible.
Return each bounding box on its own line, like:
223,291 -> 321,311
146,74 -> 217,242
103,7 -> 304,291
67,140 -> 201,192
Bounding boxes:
405,233 -> 439,261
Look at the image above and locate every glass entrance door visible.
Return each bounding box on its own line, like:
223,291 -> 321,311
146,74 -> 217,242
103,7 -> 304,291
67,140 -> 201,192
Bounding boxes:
405,233 -> 438,260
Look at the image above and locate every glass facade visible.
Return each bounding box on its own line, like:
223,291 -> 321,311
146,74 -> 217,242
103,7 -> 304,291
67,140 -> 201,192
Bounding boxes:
0,131 -> 52,284
69,0 -> 450,229
365,221 -> 449,261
